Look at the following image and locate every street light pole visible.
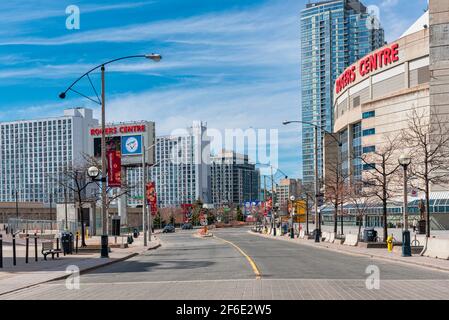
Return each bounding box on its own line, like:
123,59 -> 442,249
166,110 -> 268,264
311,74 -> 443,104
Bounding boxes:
271,166 -> 276,236
59,53 -> 162,258
142,136 -> 147,246
290,195 -> 295,238
313,125 -> 320,242
14,190 -> 19,221
399,154 -> 412,257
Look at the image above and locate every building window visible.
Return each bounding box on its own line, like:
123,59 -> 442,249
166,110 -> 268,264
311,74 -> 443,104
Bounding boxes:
363,146 -> 376,153
362,111 -> 375,119
362,128 -> 375,136
363,163 -> 376,170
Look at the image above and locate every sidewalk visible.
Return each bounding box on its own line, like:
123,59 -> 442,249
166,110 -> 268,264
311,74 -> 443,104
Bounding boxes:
248,231 -> 449,273
0,235 -> 161,296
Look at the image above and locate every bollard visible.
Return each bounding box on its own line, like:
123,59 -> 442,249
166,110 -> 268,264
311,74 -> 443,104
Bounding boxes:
75,233 -> 79,254
12,234 -> 16,266
56,237 -> 60,258
34,233 -> 38,262
0,234 -> 3,268
25,234 -> 29,264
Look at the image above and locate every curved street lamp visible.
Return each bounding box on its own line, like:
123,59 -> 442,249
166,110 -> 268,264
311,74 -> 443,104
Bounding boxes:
398,153 -> 412,257
290,195 -> 296,239
283,120 -> 343,243
60,53 -> 162,258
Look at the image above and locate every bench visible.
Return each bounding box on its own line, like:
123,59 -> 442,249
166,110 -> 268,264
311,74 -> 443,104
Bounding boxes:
42,241 -> 62,260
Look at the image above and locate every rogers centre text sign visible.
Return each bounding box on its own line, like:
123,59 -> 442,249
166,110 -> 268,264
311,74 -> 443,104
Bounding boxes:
335,43 -> 400,94
90,125 -> 146,136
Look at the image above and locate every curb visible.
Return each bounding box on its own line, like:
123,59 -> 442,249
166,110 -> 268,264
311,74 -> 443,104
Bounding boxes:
247,231 -> 449,274
0,240 -> 162,297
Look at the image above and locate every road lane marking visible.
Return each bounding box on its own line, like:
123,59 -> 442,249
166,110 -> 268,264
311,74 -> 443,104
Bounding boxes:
213,235 -> 261,279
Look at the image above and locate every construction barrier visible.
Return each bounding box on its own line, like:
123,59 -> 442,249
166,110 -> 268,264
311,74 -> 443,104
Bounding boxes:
328,232 -> 336,243
343,234 -> 358,246
299,230 -> 305,239
421,238 -> 449,260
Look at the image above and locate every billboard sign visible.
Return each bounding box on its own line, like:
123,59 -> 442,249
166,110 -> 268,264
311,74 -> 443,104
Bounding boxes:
121,135 -> 142,155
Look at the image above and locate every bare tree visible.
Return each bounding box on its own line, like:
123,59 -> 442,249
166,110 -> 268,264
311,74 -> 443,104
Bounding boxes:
323,150 -> 350,234
402,108 -> 449,237
359,135 -> 401,242
346,187 -> 375,240
54,155 -> 135,246
54,161 -> 96,247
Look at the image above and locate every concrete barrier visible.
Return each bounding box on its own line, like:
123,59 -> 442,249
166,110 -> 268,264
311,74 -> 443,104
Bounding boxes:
421,238 -> 449,260
322,232 -> 329,241
343,234 -> 358,246
299,230 -> 305,239
328,232 -> 336,243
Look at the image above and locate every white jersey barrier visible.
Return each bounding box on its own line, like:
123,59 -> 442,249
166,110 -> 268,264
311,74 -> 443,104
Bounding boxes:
299,230 -> 305,239
343,234 -> 358,246
328,232 -> 336,243
421,238 -> 449,260
322,232 -> 330,241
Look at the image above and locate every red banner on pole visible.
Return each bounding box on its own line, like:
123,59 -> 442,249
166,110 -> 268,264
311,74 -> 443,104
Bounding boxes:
107,150 -> 121,187
146,182 -> 157,215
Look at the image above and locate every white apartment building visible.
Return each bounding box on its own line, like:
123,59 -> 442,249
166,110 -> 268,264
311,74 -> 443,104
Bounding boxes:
0,108 -> 98,204
127,121 -> 211,208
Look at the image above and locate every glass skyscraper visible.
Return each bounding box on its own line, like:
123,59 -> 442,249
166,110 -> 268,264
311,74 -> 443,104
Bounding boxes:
300,0 -> 384,185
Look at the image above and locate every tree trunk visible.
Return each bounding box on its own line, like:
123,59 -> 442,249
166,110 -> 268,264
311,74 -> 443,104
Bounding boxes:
306,198 -> 309,235
340,201 -> 344,235
79,205 -> 87,247
382,198 -> 388,243
425,180 -> 430,238
333,201 -> 338,234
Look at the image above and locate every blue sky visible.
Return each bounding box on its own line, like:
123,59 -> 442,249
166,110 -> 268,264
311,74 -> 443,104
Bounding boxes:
0,0 -> 428,179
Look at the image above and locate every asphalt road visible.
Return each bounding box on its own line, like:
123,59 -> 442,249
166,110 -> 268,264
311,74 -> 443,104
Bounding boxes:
3,227 -> 449,300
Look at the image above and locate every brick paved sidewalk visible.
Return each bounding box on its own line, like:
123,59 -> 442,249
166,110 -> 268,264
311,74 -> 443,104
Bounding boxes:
248,231 -> 449,273
0,235 -> 161,296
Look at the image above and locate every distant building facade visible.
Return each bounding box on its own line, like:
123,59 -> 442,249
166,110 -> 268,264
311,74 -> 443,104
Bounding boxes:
300,0 -> 385,186
210,151 -> 260,206
0,108 -> 97,204
276,178 -> 302,213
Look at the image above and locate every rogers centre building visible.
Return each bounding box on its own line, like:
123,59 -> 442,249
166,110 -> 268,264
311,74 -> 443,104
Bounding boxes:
324,3 -> 449,228
331,11 -> 431,185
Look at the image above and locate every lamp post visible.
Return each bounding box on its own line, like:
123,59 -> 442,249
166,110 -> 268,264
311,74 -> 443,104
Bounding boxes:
398,154 -> 412,257
290,195 -> 295,238
13,190 -> 19,220
142,140 -> 165,245
283,120 -> 342,243
60,53 -> 161,258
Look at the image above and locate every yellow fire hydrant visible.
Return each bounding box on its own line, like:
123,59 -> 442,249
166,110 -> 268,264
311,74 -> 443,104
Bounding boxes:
387,234 -> 394,252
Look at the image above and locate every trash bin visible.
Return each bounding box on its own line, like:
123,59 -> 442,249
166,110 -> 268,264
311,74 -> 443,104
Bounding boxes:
417,220 -> 426,234
363,227 -> 377,242
61,231 -> 74,254
133,228 -> 139,238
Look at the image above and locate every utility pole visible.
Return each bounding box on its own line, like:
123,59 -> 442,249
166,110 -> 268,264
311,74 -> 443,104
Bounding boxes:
100,65 -> 109,258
